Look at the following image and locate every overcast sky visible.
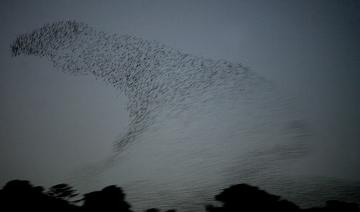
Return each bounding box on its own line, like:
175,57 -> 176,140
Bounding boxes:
0,0 -> 360,209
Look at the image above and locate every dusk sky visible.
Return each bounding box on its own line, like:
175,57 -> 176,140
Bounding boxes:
0,0 -> 360,211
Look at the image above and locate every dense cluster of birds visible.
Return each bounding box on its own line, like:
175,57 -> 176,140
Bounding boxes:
11,20 -> 271,153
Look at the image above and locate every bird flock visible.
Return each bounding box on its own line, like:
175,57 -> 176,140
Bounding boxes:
11,20 -> 274,153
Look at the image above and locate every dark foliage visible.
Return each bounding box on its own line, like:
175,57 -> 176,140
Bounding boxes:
145,208 -> 161,212
206,184 -> 360,212
47,183 -> 79,202
0,180 -> 78,211
144,208 -> 177,212
205,184 -> 300,212
0,179 -> 358,212
82,185 -> 132,212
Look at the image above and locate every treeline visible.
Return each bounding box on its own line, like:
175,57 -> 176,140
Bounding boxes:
0,179 -> 359,211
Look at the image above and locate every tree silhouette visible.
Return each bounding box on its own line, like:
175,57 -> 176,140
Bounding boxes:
81,185 -> 132,212
145,208 -> 161,212
1,179 -> 359,211
47,183 -> 79,202
205,184 -> 300,212
324,200 -> 360,211
144,208 -> 177,212
0,180 -> 78,211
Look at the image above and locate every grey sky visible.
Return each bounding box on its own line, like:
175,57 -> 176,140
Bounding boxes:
0,0 -> 360,210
